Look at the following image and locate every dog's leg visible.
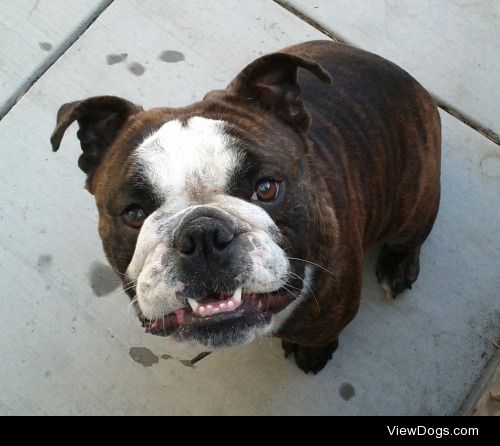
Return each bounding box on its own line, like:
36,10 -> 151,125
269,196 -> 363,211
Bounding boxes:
376,245 -> 421,298
376,187 -> 440,299
282,339 -> 339,374
277,241 -> 363,374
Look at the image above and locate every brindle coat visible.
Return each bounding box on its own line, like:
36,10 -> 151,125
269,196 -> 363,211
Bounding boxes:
52,41 -> 440,373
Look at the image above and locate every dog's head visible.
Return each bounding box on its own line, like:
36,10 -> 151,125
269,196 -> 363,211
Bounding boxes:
51,52 -> 333,348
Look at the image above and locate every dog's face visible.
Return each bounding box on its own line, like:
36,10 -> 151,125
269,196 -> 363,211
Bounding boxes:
52,52 -> 332,348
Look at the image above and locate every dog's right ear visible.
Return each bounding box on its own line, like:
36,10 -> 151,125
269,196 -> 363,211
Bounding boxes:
51,96 -> 143,177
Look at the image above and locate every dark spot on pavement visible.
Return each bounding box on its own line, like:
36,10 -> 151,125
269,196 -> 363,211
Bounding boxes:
159,50 -> 185,63
339,383 -> 356,401
179,360 -> 196,369
191,352 -> 211,364
39,42 -> 53,52
28,0 -> 41,18
128,62 -> 146,76
129,347 -> 159,367
37,254 -> 53,272
106,53 -> 128,65
480,154 -> 500,179
88,262 -> 120,297
161,354 -> 173,360
179,352 -> 211,369
44,371 -> 51,378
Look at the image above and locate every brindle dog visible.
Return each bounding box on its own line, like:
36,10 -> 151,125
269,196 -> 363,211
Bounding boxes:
52,41 -> 440,373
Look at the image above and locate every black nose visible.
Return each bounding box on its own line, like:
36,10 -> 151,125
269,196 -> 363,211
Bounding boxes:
175,216 -> 237,262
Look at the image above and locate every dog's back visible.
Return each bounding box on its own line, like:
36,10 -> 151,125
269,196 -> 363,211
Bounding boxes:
289,41 -> 441,249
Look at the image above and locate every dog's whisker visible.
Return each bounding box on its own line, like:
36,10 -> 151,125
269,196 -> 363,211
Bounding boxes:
127,298 -> 136,315
309,289 -> 321,313
283,279 -> 321,314
286,271 -> 306,289
283,280 -> 303,293
287,257 -> 336,278
127,296 -> 139,322
122,283 -> 137,293
92,278 -> 135,289
281,284 -> 299,298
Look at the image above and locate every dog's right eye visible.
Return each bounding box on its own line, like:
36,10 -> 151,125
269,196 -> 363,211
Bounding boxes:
122,205 -> 147,229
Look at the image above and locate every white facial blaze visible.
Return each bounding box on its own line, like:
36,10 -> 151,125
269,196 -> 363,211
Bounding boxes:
134,117 -> 243,208
126,117 -> 296,341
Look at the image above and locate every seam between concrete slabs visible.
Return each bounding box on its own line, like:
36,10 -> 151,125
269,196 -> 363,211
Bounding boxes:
0,0 -> 115,122
273,0 -> 500,147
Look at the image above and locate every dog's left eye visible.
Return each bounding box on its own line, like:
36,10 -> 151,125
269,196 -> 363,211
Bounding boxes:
122,205 -> 147,229
252,179 -> 281,202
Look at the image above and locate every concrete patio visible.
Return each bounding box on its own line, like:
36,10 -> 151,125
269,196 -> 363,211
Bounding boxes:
0,0 -> 499,415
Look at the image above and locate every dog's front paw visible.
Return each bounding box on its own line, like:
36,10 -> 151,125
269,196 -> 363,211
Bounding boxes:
281,339 -> 339,374
376,245 -> 420,298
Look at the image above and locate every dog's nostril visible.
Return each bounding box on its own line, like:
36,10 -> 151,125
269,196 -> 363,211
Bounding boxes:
178,235 -> 196,255
175,215 -> 237,257
213,228 -> 235,251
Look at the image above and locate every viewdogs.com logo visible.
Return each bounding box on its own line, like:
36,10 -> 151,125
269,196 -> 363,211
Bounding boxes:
387,426 -> 479,439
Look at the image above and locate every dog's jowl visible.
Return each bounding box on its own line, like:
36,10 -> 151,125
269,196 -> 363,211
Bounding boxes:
52,41 -> 440,374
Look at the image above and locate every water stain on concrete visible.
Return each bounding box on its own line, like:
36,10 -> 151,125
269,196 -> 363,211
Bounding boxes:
159,50 -> 185,63
28,0 -> 41,18
339,383 -> 356,401
128,62 -> 146,76
129,347 -> 159,367
37,254 -> 53,272
480,154 -> 500,179
179,352 -> 211,369
106,53 -> 128,65
179,360 -> 196,369
88,262 -> 121,297
39,42 -> 53,52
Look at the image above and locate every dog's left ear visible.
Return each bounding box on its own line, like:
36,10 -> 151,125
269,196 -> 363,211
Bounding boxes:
227,52 -> 332,132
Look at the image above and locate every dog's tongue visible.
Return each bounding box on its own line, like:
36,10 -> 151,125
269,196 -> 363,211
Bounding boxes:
174,308 -> 186,325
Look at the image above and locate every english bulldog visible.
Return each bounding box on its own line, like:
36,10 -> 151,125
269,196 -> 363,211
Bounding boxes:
51,41 -> 441,373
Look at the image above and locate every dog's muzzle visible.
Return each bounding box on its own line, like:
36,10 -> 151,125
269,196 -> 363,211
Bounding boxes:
130,203 -> 297,347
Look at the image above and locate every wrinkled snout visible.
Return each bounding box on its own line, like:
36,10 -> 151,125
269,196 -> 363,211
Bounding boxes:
127,199 -> 292,347
175,211 -> 237,260
172,207 -> 246,291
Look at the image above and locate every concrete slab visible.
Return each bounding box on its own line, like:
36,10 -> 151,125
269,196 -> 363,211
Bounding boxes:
0,0 -> 499,415
0,0 -> 112,117
463,352 -> 500,416
283,0 -> 500,136
474,358 -> 500,416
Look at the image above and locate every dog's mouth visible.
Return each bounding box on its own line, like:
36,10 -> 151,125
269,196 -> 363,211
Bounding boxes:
143,287 -> 294,337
